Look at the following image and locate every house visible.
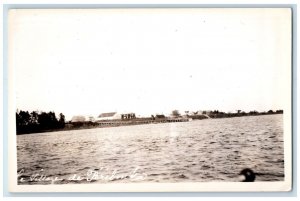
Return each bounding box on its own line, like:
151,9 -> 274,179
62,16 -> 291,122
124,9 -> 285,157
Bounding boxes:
155,114 -> 166,119
121,113 -> 136,120
87,116 -> 95,122
71,115 -> 96,122
71,115 -> 86,123
96,112 -> 136,121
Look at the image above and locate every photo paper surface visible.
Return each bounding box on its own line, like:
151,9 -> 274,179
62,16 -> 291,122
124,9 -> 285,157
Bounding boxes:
8,8 -> 292,192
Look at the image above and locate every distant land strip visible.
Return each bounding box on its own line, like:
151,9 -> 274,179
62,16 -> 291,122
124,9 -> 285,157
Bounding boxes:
15,109 -> 283,135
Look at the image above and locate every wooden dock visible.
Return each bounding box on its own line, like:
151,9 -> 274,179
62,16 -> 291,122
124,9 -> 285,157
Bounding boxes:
96,117 -> 191,127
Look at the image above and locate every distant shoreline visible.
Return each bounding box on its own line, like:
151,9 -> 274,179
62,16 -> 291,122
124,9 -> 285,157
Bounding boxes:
16,112 -> 283,135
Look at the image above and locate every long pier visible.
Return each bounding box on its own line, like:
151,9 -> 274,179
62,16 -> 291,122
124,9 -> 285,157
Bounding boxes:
96,118 -> 191,127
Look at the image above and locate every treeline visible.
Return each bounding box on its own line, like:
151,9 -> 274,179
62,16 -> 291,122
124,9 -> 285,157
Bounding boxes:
200,109 -> 283,118
16,110 -> 65,134
170,109 -> 283,119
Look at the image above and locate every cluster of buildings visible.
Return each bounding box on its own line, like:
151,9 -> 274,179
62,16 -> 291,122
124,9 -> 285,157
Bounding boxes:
66,109 -> 282,126
69,110 -> 212,124
70,112 -> 137,123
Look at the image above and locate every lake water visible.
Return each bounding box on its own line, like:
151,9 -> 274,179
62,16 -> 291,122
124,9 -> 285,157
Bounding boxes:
17,114 -> 284,184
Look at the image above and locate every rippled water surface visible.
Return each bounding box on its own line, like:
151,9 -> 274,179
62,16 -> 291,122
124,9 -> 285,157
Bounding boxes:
17,114 -> 284,184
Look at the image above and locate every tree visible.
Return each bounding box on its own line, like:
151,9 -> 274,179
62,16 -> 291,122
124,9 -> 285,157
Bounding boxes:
171,110 -> 181,117
38,111 -> 59,130
58,113 -> 65,128
16,110 -> 66,134
249,110 -> 258,115
16,112 -> 22,127
29,111 -> 39,125
18,110 -> 30,126
38,112 -> 50,130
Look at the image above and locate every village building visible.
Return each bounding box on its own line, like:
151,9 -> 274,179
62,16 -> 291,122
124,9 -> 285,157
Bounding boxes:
71,115 -> 86,123
96,112 -> 136,121
96,112 -> 120,121
71,115 -> 95,123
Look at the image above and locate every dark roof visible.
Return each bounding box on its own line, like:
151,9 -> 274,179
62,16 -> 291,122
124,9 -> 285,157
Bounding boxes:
98,112 -> 117,118
155,114 -> 165,118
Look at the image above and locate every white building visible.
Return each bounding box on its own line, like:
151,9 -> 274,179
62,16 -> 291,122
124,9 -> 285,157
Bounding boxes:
96,112 -> 120,121
70,115 -> 96,123
71,115 -> 86,123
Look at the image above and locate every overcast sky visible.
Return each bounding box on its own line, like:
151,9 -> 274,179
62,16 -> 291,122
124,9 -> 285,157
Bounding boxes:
9,8 -> 291,120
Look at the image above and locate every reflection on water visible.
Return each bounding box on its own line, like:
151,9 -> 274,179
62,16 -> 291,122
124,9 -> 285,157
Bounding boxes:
17,114 -> 284,184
